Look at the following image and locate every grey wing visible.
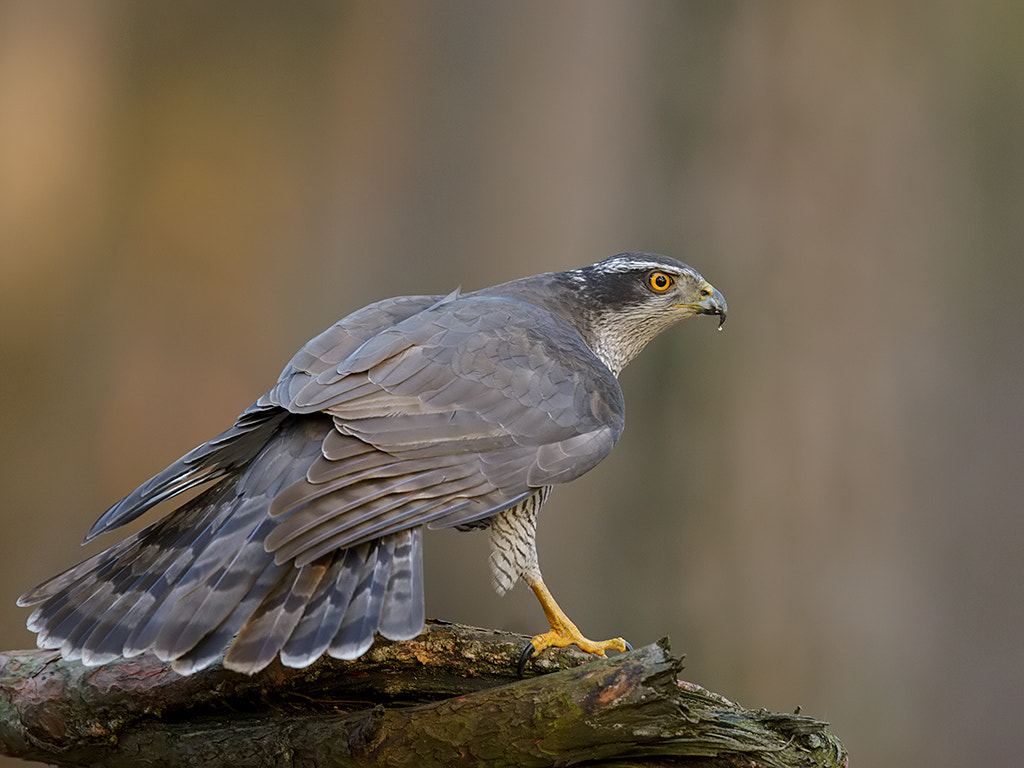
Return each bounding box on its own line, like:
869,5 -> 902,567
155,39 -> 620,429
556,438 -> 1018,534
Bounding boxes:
20,415 -> 426,673
262,293 -> 625,568
83,293 -> 447,543
83,404 -> 288,542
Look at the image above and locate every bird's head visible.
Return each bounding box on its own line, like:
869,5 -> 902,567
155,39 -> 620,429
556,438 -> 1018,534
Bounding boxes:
570,252 -> 727,375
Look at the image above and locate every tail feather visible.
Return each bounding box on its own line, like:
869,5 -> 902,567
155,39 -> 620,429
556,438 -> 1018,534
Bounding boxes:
278,543 -> 370,668
170,550 -> 290,674
121,492 -> 271,658
21,532 -> 144,614
71,488 -> 236,664
149,515 -> 285,662
39,581 -> 121,660
29,527 -> 165,651
379,527 -> 425,640
19,416 -> 427,674
223,560 -> 329,673
84,506 -> 237,662
328,537 -> 395,660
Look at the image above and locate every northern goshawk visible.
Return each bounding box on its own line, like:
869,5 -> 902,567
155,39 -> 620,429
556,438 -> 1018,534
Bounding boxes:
19,252 -> 726,675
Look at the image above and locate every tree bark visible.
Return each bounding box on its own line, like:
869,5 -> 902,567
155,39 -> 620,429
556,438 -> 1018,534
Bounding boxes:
0,621 -> 846,767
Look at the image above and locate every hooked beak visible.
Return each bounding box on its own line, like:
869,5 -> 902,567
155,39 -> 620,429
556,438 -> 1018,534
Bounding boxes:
698,287 -> 727,329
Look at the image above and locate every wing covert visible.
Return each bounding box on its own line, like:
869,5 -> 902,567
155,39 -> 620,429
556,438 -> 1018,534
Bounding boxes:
263,293 -> 625,566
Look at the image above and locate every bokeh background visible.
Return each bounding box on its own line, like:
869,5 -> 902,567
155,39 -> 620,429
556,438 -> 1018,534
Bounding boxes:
2,2 -> 1022,766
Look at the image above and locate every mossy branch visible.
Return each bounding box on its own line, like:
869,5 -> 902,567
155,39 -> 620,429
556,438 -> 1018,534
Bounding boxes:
0,621 -> 846,767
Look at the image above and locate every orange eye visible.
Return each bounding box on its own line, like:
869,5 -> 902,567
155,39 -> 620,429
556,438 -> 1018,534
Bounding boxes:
648,271 -> 674,292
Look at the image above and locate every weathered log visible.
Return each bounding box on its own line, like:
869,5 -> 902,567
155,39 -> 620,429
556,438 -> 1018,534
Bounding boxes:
0,621 -> 846,767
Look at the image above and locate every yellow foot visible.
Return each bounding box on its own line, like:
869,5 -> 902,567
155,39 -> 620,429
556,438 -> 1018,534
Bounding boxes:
518,577 -> 632,676
531,626 -> 629,657
517,626 -> 632,676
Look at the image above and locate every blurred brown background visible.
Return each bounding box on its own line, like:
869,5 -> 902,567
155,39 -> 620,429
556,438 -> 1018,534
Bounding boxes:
1,2 -> 1022,766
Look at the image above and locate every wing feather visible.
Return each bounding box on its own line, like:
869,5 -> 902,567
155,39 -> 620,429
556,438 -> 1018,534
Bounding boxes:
83,405 -> 287,542
259,293 -> 623,567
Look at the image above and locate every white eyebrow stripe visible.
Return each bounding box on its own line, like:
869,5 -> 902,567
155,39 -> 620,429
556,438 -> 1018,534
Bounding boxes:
591,259 -> 697,278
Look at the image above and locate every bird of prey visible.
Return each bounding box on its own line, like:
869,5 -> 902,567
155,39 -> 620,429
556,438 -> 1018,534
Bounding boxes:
19,252 -> 726,676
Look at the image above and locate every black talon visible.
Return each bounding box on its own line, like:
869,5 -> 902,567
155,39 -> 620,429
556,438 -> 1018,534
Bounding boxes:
623,640 -> 633,652
517,642 -> 537,678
